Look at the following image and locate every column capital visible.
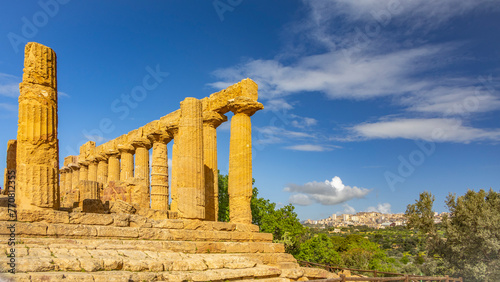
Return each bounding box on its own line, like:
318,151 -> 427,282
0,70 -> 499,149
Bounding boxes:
117,144 -> 135,154
95,153 -> 108,162
88,155 -> 100,164
78,160 -> 90,167
147,132 -> 173,144
68,163 -> 80,170
60,166 -> 70,173
166,125 -> 179,137
228,97 -> 264,116
131,138 -> 152,150
203,111 -> 227,128
105,149 -> 120,158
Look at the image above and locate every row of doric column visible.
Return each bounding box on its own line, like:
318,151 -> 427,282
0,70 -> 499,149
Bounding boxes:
59,96 -> 262,223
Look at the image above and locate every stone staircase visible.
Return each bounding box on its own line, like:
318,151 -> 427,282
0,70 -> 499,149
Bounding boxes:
0,207 -> 339,281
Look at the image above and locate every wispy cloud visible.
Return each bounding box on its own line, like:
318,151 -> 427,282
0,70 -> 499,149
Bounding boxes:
366,203 -> 391,214
284,144 -> 336,152
285,176 -> 371,206
0,103 -> 17,112
350,118 -> 500,143
254,126 -> 313,145
0,73 -> 20,98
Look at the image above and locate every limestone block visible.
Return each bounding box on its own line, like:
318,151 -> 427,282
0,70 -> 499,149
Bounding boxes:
207,78 -> 259,113
301,267 -> 339,279
47,224 -> 97,237
110,199 -> 136,214
82,199 -> 106,214
96,225 -> 139,238
280,268 -> 305,279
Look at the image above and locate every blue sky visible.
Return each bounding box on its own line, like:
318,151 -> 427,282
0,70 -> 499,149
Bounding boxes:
1,0 -> 499,220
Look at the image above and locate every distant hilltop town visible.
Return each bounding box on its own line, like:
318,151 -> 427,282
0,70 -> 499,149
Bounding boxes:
303,211 -> 449,229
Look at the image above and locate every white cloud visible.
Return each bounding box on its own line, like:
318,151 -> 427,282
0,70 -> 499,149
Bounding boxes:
0,103 -> 17,112
285,176 -> 371,206
366,203 -> 391,214
0,73 -> 20,98
290,114 -> 318,129
284,144 -> 333,152
210,46 -> 438,100
402,85 -> 500,116
351,118 -> 500,143
58,91 -> 70,98
255,126 -> 312,145
315,0 -> 497,31
336,203 -> 356,215
265,99 -> 294,112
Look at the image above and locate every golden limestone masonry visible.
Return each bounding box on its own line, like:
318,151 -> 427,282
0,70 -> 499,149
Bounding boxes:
0,42 -> 343,281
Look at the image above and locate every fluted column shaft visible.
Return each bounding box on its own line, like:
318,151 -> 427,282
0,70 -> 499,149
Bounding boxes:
118,145 -> 135,181
78,160 -> 89,181
167,127 -> 179,213
148,133 -> 171,211
60,167 -> 69,196
228,98 -> 263,224
88,157 -> 98,182
16,42 -> 59,210
132,138 -> 151,209
96,154 -> 108,185
203,112 -> 227,221
176,97 -> 205,219
69,163 -> 80,191
106,150 -> 120,182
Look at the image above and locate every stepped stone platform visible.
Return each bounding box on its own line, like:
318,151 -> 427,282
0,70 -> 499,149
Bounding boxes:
0,206 -> 339,281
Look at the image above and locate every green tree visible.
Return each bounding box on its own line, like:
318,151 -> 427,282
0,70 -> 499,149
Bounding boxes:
217,172 -> 229,222
218,173 -> 305,253
296,233 -> 342,265
405,191 -> 437,236
442,189 -> 500,281
405,189 -> 500,281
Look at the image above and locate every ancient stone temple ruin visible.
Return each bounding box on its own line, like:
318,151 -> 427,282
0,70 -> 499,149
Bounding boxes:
0,42 -> 339,281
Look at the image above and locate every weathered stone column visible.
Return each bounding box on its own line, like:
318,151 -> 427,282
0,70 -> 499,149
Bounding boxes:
68,162 -> 80,191
96,153 -> 108,185
228,97 -> 263,224
59,166 -> 69,198
148,133 -> 172,210
88,156 -> 98,182
78,160 -> 89,181
16,42 -> 60,210
118,144 -> 135,181
131,138 -> 151,209
203,112 -> 227,221
176,97 -> 205,219
3,140 -> 17,195
106,149 -> 120,182
166,126 -> 179,212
